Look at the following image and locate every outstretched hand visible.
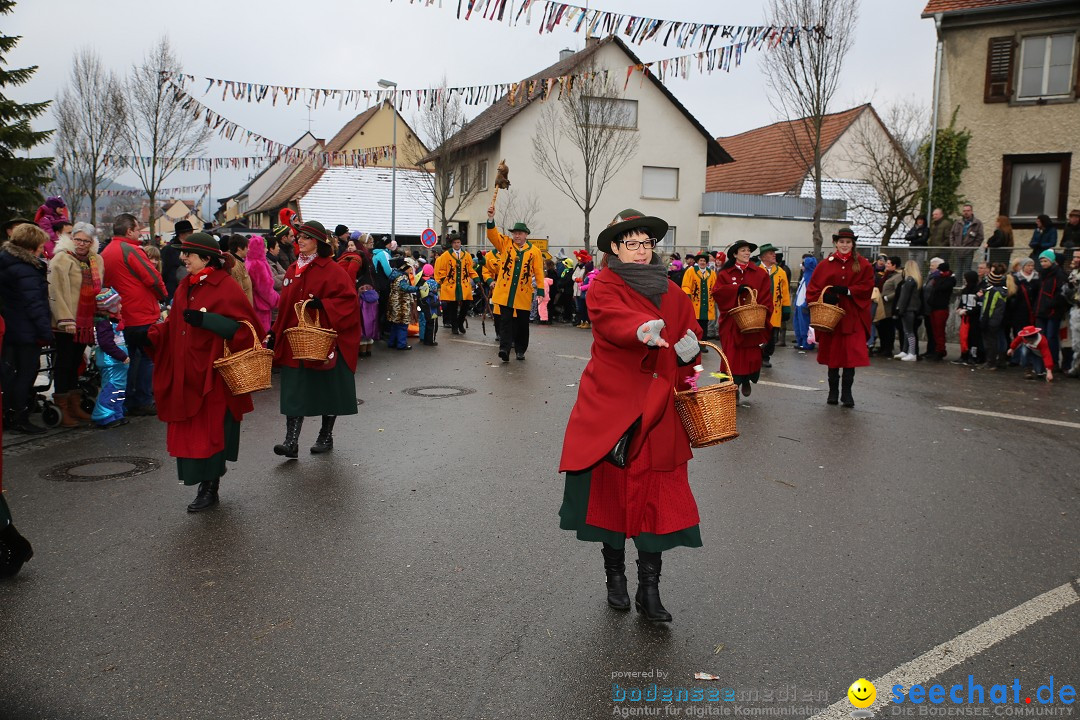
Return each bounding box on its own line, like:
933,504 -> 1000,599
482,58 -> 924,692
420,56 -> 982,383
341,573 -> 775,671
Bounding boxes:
637,319 -> 669,348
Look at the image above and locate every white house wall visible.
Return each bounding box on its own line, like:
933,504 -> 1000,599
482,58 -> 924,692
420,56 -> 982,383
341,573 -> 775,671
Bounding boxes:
454,42 -> 710,252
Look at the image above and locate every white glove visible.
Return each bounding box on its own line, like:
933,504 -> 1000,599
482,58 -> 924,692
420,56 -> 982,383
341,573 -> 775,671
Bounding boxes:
674,329 -> 700,363
636,319 -> 666,346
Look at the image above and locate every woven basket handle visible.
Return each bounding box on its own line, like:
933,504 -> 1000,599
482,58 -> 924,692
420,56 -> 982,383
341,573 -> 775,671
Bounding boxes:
698,340 -> 734,383
737,286 -> 758,306
218,319 -> 260,358
294,300 -> 321,329
819,285 -> 836,304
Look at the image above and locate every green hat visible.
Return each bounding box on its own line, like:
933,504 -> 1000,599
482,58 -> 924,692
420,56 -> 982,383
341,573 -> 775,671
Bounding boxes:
596,208 -> 668,255
510,222 -> 531,235
1039,249 -> 1057,263
298,220 -> 329,244
179,232 -> 224,258
758,243 -> 779,255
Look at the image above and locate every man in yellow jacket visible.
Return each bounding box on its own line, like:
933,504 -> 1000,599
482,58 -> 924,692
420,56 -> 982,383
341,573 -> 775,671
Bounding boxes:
681,253 -> 718,339
486,204 -> 544,362
434,234 -> 479,335
758,243 -> 790,368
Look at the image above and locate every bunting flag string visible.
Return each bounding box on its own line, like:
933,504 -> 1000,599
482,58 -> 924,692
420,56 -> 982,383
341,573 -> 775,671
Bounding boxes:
86,183 -> 212,198
103,155 -> 274,172
163,33 -> 779,115
391,0 -> 821,51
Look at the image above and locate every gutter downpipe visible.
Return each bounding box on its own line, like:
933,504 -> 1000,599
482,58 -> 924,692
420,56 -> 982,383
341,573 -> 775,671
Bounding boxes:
927,12 -> 944,219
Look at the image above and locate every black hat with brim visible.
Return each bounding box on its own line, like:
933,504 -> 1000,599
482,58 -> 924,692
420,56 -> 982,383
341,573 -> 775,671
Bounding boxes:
832,227 -> 858,242
727,240 -> 758,257
172,220 -> 194,238
2,217 -> 30,234
596,208 -> 668,255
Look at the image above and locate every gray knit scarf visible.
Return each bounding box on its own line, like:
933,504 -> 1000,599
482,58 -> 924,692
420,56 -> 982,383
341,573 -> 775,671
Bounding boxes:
607,254 -> 669,308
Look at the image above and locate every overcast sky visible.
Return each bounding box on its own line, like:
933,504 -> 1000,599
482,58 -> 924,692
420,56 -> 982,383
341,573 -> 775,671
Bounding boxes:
6,0 -> 935,215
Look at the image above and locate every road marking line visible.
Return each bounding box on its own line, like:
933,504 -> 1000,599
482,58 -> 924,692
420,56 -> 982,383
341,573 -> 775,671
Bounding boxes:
757,380 -> 820,392
555,354 -> 591,361
939,406 -> 1080,430
449,339 -> 497,347
808,578 -> 1080,720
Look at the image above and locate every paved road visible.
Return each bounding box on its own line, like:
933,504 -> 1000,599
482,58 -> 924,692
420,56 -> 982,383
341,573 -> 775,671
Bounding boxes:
1,324 -> 1078,720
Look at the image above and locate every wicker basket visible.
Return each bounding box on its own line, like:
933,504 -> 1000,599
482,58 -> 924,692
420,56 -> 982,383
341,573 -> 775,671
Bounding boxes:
213,320 -> 273,395
728,286 -> 768,334
674,341 -> 739,448
808,285 -> 846,333
284,300 -> 338,362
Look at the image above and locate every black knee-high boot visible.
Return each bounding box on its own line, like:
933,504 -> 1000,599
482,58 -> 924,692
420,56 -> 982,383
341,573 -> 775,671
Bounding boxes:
311,415 -> 336,454
601,543 -> 631,610
826,368 -> 840,405
273,416 -> 304,458
841,368 -> 855,408
635,551 -> 672,622
0,511 -> 33,578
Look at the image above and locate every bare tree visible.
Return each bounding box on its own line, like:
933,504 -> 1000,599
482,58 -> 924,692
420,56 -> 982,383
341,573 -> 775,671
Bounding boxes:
531,67 -> 639,251
842,101 -> 928,244
407,87 -> 482,238
123,37 -> 210,234
496,191 -> 543,240
762,0 -> 859,257
53,47 -> 126,225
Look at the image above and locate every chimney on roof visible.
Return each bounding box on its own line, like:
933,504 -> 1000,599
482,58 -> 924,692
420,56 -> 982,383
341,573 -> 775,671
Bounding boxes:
586,35 -> 600,47
559,48 -> 574,61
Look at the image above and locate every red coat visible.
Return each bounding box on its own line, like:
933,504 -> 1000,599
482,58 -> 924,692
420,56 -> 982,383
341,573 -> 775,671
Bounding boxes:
711,263 -> 773,377
560,269 -> 698,475
101,236 -> 167,327
272,256 -> 361,373
807,252 -> 874,368
147,268 -> 263,457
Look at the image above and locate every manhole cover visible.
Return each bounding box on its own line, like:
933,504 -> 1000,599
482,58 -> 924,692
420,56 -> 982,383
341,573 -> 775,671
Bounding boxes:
401,386 -> 476,399
41,456 -> 162,483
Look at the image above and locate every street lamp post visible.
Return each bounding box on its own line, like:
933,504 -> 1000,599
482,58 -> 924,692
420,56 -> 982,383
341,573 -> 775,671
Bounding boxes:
378,79 -> 398,248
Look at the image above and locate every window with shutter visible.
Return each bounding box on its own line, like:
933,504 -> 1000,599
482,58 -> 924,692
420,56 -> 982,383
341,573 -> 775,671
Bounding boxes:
984,36 -> 1015,103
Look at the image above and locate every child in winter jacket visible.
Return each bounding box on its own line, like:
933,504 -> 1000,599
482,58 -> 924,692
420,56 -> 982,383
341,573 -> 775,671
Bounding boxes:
955,270 -> 983,365
979,266 -> 1009,369
417,264 -> 440,347
1007,325 -> 1054,382
386,258 -> 420,350
91,288 -> 129,428
34,195 -> 68,259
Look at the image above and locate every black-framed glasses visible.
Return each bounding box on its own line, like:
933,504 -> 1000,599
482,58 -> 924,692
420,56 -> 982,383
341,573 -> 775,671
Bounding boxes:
618,238 -> 658,251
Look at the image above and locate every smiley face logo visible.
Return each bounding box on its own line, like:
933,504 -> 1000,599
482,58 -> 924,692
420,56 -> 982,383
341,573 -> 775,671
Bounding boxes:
848,678 -> 876,709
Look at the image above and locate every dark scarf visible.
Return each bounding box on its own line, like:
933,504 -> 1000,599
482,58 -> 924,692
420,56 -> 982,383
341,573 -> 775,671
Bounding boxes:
607,254 -> 669,308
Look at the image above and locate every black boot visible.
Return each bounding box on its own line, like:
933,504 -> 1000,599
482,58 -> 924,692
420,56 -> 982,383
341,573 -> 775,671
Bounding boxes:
601,543 -> 631,610
273,416 -> 304,458
841,368 -> 855,408
826,368 -> 840,405
310,415 -> 336,454
186,478 -> 219,513
635,551 -> 672,622
12,410 -> 47,434
0,522 -> 34,578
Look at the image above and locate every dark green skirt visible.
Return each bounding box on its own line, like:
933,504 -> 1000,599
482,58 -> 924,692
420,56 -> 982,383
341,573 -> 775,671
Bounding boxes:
176,413 -> 240,486
279,362 -> 358,417
558,468 -> 702,552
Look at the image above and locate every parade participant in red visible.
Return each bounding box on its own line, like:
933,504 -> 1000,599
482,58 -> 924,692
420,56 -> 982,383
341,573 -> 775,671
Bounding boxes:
270,220 -> 360,458
559,209 -> 703,623
135,233 -> 264,513
807,228 -> 874,407
0,314 -> 34,577
712,240 -> 773,399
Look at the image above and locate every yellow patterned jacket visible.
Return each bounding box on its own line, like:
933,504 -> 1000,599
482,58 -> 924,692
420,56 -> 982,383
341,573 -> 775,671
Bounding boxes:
763,263 -> 791,326
434,249 -> 478,302
486,222 -> 545,315
681,267 -> 718,320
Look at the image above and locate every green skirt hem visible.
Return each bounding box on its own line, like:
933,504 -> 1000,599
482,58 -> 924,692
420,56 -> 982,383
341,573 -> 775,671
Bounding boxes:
558,468 -> 702,553
176,413 -> 240,486
280,362 -> 359,417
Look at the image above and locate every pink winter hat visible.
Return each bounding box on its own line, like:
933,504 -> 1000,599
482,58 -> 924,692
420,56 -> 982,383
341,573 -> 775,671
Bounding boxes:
422,264 -> 434,278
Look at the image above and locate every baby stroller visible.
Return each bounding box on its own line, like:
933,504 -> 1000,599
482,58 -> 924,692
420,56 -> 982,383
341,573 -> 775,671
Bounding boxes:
28,346 -> 63,429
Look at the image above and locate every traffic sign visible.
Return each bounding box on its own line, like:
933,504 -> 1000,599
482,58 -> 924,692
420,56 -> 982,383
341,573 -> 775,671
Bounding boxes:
421,228 -> 438,248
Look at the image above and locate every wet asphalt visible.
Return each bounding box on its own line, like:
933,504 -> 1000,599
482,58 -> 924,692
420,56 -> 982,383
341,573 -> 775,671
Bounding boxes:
1,322 -> 1078,720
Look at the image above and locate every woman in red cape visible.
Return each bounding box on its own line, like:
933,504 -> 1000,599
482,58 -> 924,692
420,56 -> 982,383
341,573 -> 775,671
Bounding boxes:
806,228 -> 874,407
712,240 -> 773,399
270,220 -> 360,458
559,208 -> 703,623
138,232 -> 264,513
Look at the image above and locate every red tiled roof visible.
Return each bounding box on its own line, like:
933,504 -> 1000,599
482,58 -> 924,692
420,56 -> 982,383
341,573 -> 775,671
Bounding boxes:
704,105 -> 869,195
922,0 -> 1064,17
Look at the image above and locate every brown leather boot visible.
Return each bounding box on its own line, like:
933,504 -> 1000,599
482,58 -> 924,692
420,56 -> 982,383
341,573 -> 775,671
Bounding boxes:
68,392 -> 93,421
56,393 -> 81,428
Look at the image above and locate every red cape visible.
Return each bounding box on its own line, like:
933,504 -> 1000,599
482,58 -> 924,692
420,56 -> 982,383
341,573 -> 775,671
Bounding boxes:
559,269 -> 698,474
147,268 -> 263,426
712,263 -> 773,376
806,253 -> 874,368
272,256 -> 361,372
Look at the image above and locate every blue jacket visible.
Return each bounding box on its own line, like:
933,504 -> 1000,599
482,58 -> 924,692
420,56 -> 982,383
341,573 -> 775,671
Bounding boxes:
0,245 -> 52,344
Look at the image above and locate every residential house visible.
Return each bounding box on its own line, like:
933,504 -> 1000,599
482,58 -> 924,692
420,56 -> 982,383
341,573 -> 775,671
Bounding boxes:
243,101 -> 430,234
705,104 -> 911,247
427,35 -> 732,253
215,131 -> 320,225
140,198 -> 204,240
922,0 -> 1079,242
